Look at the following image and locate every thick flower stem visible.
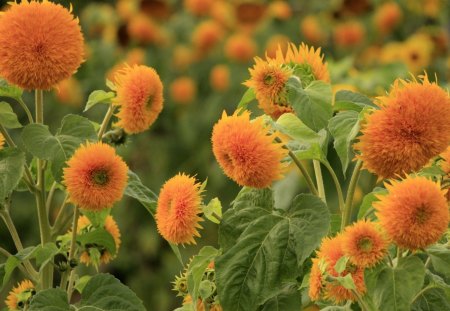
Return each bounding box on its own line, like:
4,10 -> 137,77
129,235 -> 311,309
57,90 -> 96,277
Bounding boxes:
341,160 -> 363,230
288,150 -> 319,196
18,98 -> 34,124
35,89 -> 53,289
322,161 -> 345,213
97,104 -> 116,140
313,160 -> 326,202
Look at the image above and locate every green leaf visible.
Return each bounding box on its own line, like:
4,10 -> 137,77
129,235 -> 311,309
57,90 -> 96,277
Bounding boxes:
412,288 -> 450,311
84,90 -> 115,112
237,88 -> 255,110
187,246 -> 220,308
0,101 -> 22,128
336,274 -> 356,290
260,283 -> 301,311
358,187 -> 387,220
0,246 -> 36,290
74,275 -> 92,294
216,194 -> 330,311
334,256 -> 349,274
78,273 -> 145,310
77,228 -> 117,255
34,243 -> 59,269
82,208 -> 111,227
203,198 -> 222,224
366,256 -> 426,311
427,244 -> 450,278
0,148 -> 25,201
198,280 -> 215,300
28,288 -> 70,311
105,79 -> 117,91
288,78 -> 333,131
124,170 -> 158,215
334,90 -> 377,112
0,79 -> 22,101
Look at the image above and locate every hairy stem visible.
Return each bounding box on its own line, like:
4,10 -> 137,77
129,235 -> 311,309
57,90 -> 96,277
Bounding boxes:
313,160 -> 326,202
341,160 -> 363,230
97,104 -> 116,140
18,98 -> 34,124
322,161 -> 345,213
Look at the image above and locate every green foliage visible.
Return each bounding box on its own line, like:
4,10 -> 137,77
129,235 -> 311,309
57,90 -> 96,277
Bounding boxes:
259,283 -> 301,311
28,288 -> 70,311
21,114 -> 97,182
77,228 -> 117,255
83,208 -> 111,227
426,244 -> 450,278
216,191 -> 330,311
333,90 -> 377,112
0,78 -> 23,101
202,198 -> 222,224
357,187 -> 387,220
124,170 -> 158,215
0,101 -> 22,128
84,90 -> 115,112
237,88 -> 256,111
0,147 -> 25,202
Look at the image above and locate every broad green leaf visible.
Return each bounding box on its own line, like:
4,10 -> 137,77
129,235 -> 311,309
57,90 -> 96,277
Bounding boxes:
202,198 -> 222,224
427,244 -> 450,278
34,243 -> 59,269
336,274 -> 356,290
74,275 -> 92,294
0,148 -> 25,201
237,88 -> 255,110
78,273 -> 145,310
219,188 -> 274,252
216,194 -> 330,311
0,79 -> 22,101
334,90 -> 377,112
198,280 -> 215,300
358,187 -> 387,220
77,228 -> 117,255
82,208 -> 111,227
0,101 -> 22,128
0,246 -> 35,290
28,288 -> 70,311
84,90 -> 115,112
287,78 -> 333,131
260,283 -> 301,311
186,246 -> 220,309
124,170 -> 158,215
411,288 -> 450,311
366,256 -> 426,311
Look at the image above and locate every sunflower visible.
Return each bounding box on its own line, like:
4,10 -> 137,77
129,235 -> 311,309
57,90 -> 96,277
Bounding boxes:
63,142 -> 128,211
192,20 -> 224,55
170,77 -> 197,105
127,13 -> 162,45
0,0 -> 84,90
224,33 -> 257,63
354,76 -> 450,179
309,258 -> 324,301
210,64 -> 230,92
374,176 -> 449,250
78,215 -> 121,265
300,15 -> 327,46
5,280 -> 35,310
114,64 -> 164,134
155,173 -> 203,245
374,2 -> 402,35
211,110 -> 287,188
0,133 -> 5,149
333,21 -> 365,49
268,1 -> 292,20
342,220 -> 389,267
401,34 -> 433,74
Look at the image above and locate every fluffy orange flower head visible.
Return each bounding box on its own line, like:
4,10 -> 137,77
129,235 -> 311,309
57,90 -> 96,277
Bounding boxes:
211,110 -> 287,188
355,76 -> 450,179
374,176 -> 449,250
300,15 -> 327,45
0,133 -> 5,149
170,77 -> 197,105
127,13 -> 162,45
316,234 -> 366,304
0,0 -> 84,90
342,220 -> 389,267
374,2 -> 403,35
114,64 -> 164,134
155,173 -> 203,245
308,258 -> 324,301
224,33 -> 257,63
5,280 -> 35,310
210,64 -> 230,92
63,142 -> 128,211
269,1 -> 292,20
77,215 -> 121,265
192,20 -> 224,55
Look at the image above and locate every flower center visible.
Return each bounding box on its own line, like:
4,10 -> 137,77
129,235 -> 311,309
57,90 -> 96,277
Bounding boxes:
414,205 -> 430,224
264,74 -> 275,86
357,237 -> 373,252
91,169 -> 109,186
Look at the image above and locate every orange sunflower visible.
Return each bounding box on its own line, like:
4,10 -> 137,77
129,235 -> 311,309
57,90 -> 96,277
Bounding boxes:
211,110 -> 287,188
308,258 -> 324,301
5,280 -> 35,310
374,2 -> 402,35
0,133 -> 5,149
374,176 -> 449,250
355,76 -> 450,179
77,215 -> 121,265
0,0 -> 84,90
63,142 -> 128,211
342,220 -> 389,267
114,64 -> 164,134
155,173 -> 203,245
192,20 -> 224,56
210,64 -> 230,92
170,77 -> 197,105
224,33 -> 257,63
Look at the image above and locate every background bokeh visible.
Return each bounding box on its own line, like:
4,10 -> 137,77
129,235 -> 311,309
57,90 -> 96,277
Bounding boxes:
0,0 -> 448,310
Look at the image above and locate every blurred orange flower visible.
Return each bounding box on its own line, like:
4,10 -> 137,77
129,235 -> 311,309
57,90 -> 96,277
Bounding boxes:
184,0 -> 214,16
333,21 -> 365,48
224,33 -> 257,63
269,1 -> 292,20
374,2 -> 402,35
300,15 -> 327,45
192,20 -> 224,55
210,64 -> 230,92
170,77 -> 197,105
127,13 -> 162,44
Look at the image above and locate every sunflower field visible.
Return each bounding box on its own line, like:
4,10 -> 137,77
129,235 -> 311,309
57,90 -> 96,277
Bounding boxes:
0,0 -> 449,310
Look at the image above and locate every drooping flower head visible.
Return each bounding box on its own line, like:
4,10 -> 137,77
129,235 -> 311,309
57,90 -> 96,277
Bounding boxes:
355,76 -> 450,179
211,110 -> 287,188
374,176 -> 449,250
114,64 -> 164,134
342,220 -> 389,267
63,142 -> 128,211
77,215 -> 121,265
155,173 -> 203,245
5,280 -> 35,310
0,0 -> 84,90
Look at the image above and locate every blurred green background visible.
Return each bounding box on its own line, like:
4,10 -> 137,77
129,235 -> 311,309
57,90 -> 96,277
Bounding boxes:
0,0 -> 448,310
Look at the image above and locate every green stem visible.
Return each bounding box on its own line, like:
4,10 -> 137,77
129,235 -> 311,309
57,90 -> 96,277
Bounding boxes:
65,207 -> 80,300
287,150 -> 318,196
35,89 -> 53,289
46,181 -> 58,216
18,98 -> 34,124
322,161 -> 345,213
341,160 -> 363,230
51,194 -> 70,235
97,104 -> 116,140
313,160 -> 326,202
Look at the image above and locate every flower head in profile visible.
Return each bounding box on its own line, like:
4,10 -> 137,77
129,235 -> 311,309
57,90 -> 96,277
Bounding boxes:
0,0 -> 84,90
155,173 -> 203,245
63,142 -> 128,211
211,110 -> 287,188
308,258 -> 324,301
342,220 -> 389,267
374,176 -> 449,250
77,215 -> 121,266
5,280 -> 35,310
355,76 -> 450,178
114,64 -> 164,134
